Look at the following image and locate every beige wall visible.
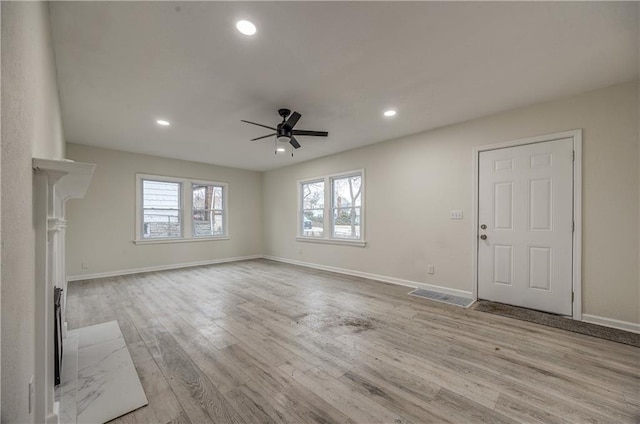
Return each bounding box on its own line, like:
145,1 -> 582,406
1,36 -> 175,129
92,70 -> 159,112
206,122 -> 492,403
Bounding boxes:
263,81 -> 639,324
65,144 -> 263,277
1,2 -> 66,422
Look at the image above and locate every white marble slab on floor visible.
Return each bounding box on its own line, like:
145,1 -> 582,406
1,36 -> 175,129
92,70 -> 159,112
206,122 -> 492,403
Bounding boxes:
75,321 -> 148,424
78,321 -> 123,348
57,330 -> 79,424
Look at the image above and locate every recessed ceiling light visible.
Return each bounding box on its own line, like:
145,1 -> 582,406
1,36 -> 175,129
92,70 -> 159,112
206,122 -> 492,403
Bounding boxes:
156,119 -> 171,126
383,110 -> 397,117
276,147 -> 286,152
236,20 -> 257,36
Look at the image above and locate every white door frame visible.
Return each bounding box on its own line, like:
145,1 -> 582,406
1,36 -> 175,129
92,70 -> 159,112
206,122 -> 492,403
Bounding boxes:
471,129 -> 582,320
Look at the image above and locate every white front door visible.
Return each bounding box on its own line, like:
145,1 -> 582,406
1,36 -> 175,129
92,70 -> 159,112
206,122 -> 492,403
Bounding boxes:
478,138 -> 574,315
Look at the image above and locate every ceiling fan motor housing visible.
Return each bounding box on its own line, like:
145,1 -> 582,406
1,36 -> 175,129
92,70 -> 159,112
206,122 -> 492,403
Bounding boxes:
276,124 -> 291,142
278,108 -> 291,119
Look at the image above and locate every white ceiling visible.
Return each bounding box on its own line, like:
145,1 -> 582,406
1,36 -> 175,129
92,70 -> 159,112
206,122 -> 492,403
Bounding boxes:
50,2 -> 639,171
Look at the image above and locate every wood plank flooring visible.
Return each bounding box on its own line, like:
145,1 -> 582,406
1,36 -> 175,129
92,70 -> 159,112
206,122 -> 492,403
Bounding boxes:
65,259 -> 640,424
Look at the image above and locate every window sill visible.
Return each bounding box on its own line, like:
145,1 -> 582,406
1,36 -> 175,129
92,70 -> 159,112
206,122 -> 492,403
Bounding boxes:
133,236 -> 230,245
296,237 -> 367,247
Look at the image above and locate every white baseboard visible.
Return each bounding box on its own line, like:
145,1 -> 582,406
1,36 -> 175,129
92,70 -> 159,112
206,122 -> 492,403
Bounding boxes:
262,255 -> 473,298
581,314 -> 640,334
66,255 -> 262,282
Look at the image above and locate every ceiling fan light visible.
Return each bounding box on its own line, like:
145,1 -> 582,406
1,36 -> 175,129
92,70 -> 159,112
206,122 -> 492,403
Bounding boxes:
277,135 -> 291,143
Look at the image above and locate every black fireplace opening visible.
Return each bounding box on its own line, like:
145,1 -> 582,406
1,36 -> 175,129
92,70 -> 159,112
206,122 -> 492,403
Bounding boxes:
54,287 -> 63,386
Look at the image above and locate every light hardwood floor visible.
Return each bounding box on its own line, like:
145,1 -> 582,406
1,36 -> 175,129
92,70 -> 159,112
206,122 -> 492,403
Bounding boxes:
66,259 -> 640,424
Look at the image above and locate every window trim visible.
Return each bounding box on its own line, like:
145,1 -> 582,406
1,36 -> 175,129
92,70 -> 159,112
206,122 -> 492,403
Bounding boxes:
135,173 -> 229,244
297,169 -> 366,247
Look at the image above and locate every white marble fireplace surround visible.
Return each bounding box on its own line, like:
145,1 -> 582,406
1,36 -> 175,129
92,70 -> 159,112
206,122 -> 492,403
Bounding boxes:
33,158 -> 96,424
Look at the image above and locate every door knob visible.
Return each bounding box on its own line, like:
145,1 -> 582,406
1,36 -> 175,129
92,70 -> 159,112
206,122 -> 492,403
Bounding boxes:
480,234 -> 487,240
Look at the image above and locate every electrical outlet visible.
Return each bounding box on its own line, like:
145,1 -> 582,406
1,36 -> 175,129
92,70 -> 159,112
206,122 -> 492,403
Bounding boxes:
29,376 -> 34,414
427,264 -> 435,274
81,261 -> 89,270
450,210 -> 463,220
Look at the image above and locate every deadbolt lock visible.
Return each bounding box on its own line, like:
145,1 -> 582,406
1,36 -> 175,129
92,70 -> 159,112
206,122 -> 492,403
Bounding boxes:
480,224 -> 487,230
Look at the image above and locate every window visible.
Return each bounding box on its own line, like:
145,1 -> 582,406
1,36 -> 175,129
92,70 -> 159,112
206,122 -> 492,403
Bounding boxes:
136,174 -> 228,243
298,170 -> 365,246
142,179 -> 182,239
331,174 -> 362,239
192,184 -> 224,237
301,180 -> 324,237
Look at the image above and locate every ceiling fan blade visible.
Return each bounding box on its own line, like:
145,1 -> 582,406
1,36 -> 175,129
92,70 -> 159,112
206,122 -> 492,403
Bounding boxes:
241,120 -> 276,131
251,133 -> 276,141
289,136 -> 301,149
283,111 -> 301,131
292,130 -> 328,137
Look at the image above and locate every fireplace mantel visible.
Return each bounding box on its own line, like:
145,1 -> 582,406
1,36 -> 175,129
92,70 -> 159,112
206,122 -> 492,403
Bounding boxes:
33,158 -> 95,201
33,158 -> 95,424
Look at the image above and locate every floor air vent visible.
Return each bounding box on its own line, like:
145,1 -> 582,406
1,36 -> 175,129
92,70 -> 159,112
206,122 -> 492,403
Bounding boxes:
408,288 -> 474,308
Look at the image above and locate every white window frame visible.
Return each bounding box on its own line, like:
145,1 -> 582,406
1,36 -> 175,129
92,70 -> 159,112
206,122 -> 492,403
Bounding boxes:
297,169 -> 366,247
135,173 -> 229,244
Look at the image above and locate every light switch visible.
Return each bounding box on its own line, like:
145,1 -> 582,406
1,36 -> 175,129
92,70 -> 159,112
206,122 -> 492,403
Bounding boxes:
450,210 -> 463,220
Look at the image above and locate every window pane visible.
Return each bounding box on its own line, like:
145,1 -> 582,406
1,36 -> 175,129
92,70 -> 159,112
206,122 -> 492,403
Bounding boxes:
332,175 -> 362,208
143,209 -> 181,238
302,209 -> 324,237
213,186 -> 223,209
143,180 -> 180,209
192,185 -> 206,209
193,210 -> 224,237
142,180 -> 181,238
192,184 -> 225,237
333,206 -> 361,239
302,181 -> 324,209
193,184 -> 223,210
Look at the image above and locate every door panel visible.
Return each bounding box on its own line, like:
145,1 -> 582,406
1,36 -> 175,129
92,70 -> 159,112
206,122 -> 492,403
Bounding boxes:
494,183 -> 513,229
529,179 -> 552,231
478,138 -> 573,315
494,245 -> 513,285
529,247 -> 551,290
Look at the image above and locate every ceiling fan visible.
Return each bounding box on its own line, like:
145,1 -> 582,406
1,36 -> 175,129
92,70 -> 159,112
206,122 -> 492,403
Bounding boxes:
241,109 -> 328,154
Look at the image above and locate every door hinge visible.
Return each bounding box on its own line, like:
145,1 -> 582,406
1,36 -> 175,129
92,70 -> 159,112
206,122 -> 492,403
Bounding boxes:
572,150 -> 575,162
572,221 -> 575,232
572,291 -> 575,303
